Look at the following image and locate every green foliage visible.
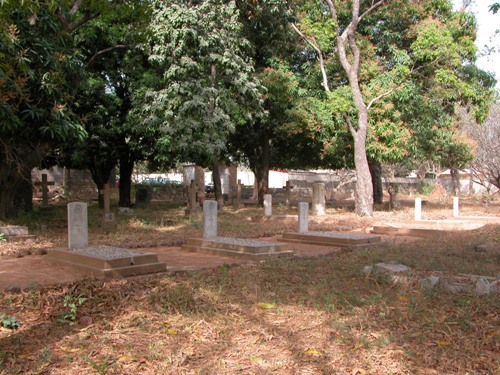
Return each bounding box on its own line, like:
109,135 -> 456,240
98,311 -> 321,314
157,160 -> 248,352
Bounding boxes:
144,0 -> 265,165
0,313 -> 20,329
85,356 -> 116,375
60,294 -> 87,324
418,182 -> 435,195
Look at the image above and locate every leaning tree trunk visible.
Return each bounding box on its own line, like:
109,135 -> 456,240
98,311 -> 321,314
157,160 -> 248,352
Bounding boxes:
369,160 -> 383,204
212,158 -> 224,209
118,155 -> 134,207
352,128 -> 374,216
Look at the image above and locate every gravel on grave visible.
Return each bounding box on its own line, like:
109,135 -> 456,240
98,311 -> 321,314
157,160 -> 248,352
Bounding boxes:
68,245 -> 145,259
305,231 -> 377,239
207,237 -> 281,247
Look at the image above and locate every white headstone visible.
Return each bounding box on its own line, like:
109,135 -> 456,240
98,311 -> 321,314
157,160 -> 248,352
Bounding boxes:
453,197 -> 459,217
298,202 -> 309,233
68,202 -> 88,249
264,194 -> 272,216
414,197 -> 422,221
203,200 -> 218,238
312,182 -> 326,216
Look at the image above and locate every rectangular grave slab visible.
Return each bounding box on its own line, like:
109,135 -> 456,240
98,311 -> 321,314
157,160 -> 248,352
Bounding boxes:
47,245 -> 166,279
182,237 -> 293,260
0,226 -> 29,236
372,222 -> 484,237
281,231 -> 382,248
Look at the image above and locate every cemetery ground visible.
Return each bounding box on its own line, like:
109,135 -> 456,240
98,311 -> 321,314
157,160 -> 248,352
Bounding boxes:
0,196 -> 499,374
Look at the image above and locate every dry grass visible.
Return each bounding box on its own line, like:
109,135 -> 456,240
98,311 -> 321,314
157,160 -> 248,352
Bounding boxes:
0,195 -> 499,374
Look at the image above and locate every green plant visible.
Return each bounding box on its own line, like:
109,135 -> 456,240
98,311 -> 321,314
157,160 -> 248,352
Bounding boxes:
418,182 -> 434,195
0,233 -> 6,242
0,313 -> 20,329
60,294 -> 87,324
85,356 -> 117,375
0,314 -> 20,329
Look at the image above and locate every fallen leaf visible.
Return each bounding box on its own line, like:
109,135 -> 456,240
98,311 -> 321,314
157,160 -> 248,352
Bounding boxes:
251,356 -> 265,364
18,353 -> 36,360
59,346 -> 80,353
486,331 -> 500,337
256,302 -> 275,309
398,295 -> 410,302
166,328 -> 178,335
117,355 -> 135,362
303,349 -> 322,357
352,368 -> 366,375
437,341 -> 450,346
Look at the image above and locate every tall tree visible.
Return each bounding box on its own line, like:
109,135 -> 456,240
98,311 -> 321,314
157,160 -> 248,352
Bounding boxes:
65,0 -> 154,207
0,2 -> 87,218
143,0 -> 265,207
293,0 -> 494,215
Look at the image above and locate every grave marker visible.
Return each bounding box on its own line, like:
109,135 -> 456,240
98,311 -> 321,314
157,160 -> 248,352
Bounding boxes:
102,183 -> 115,222
284,180 -> 294,207
414,197 -> 422,221
186,179 -> 199,216
203,200 -> 218,238
68,202 -> 88,249
35,174 -> 55,206
312,182 -> 326,216
264,194 -> 272,217
234,179 -> 244,210
298,202 -> 309,233
453,197 -> 459,217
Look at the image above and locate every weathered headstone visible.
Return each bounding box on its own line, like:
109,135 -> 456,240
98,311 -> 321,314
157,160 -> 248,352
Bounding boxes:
264,194 -> 272,217
414,197 -> 422,221
203,200 -> 218,238
298,202 -> 309,233
233,179 -> 244,210
453,197 -> 459,218
102,183 -> 115,222
284,180 -> 294,207
68,202 -> 88,249
35,174 -> 55,206
311,182 -> 326,216
186,179 -> 199,216
135,187 -> 152,208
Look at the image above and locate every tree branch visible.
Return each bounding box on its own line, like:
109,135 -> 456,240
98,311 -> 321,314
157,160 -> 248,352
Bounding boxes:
87,45 -> 133,68
291,23 -> 330,92
343,113 -> 357,136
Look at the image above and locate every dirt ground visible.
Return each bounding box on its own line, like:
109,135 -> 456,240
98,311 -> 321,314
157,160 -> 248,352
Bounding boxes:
0,235 -> 386,290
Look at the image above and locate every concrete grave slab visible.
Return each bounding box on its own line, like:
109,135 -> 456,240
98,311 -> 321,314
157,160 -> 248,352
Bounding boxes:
182,237 -> 293,260
0,226 -> 36,241
47,245 -> 166,279
281,231 -> 381,248
372,221 -> 484,237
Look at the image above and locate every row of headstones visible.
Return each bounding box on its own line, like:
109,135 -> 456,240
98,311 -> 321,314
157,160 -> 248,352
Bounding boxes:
67,200 -> 312,250
263,181 -> 326,216
203,200 -> 311,238
414,196 -> 460,220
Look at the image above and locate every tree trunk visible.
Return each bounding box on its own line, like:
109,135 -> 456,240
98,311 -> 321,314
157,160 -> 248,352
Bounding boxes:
89,163 -> 113,209
351,110 -> 374,216
0,143 -> 49,219
369,160 -> 383,204
450,167 -> 460,196
252,132 -> 270,207
212,158 -> 224,208
118,155 -> 134,207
